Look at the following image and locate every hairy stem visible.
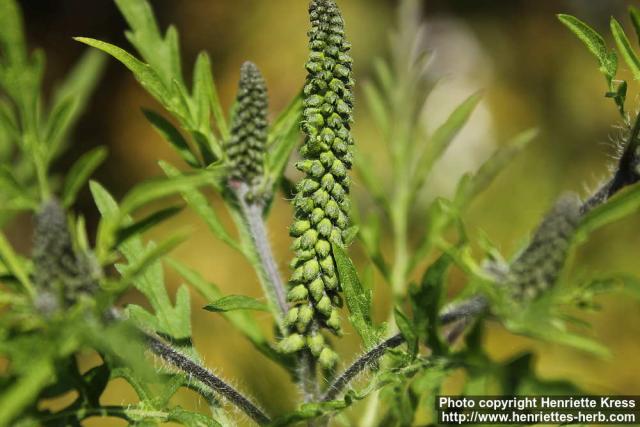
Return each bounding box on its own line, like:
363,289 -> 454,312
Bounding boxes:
322,334 -> 405,401
146,333 -> 271,426
232,182 -> 288,328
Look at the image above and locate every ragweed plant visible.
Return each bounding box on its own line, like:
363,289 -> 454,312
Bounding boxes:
2,0 -> 640,426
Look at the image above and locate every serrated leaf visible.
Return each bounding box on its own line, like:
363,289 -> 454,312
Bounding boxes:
332,243 -> 377,349
611,18 -> 640,80
204,295 -> 269,313
558,14 -> 618,83
62,146 -> 108,207
143,109 -> 200,167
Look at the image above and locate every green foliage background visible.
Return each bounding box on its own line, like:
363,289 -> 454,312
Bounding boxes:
2,0 -> 640,425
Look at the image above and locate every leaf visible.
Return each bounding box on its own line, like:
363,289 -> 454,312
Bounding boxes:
114,0 -> 183,87
62,146 -> 108,207
266,94 -> 302,192
558,14 -> 618,83
48,49 -> 106,157
576,183 -> 640,241
411,92 -> 482,193
115,204 -> 184,246
610,18 -> 640,80
332,243 -> 378,349
193,52 -> 227,140
0,357 -> 54,426
454,128 -> 537,208
630,6 -> 640,44
116,234 -> 188,288
74,37 -> 171,108
0,0 -> 27,67
363,81 -> 389,136
410,254 -> 451,355
168,259 -> 286,367
118,168 -> 224,218
204,295 -> 269,313
159,161 -> 239,250
143,109 -> 200,167
394,308 -> 418,357
0,231 -> 34,298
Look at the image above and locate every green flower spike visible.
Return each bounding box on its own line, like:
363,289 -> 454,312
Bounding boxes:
508,194 -> 581,300
279,0 -> 355,370
226,61 -> 269,195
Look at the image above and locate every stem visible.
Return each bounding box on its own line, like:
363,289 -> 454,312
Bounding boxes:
298,350 -> 319,403
146,333 -> 271,426
232,182 -> 289,328
322,334 -> 405,402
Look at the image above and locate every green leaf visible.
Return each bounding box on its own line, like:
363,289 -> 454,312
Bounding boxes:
411,92 -> 482,193
118,168 -> 224,218
266,94 -> 302,192
159,161 -> 239,251
630,6 -> 640,44
576,183 -> 640,241
454,128 -> 537,208
363,81 -> 389,136
115,204 -> 184,246
332,243 -> 378,349
558,14 -> 618,84
62,146 -> 108,207
394,308 -> 418,357
0,0 -> 27,67
193,52 -> 227,140
48,49 -> 106,157
143,109 -> 200,167
610,18 -> 640,80
0,231 -> 35,298
116,234 -> 188,288
0,358 -> 54,426
204,295 -> 269,313
114,0 -> 183,87
410,254 -> 451,355
168,259 -> 285,366
74,37 -> 171,108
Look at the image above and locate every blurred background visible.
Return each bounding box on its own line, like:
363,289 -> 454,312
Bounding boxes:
10,0 -> 640,425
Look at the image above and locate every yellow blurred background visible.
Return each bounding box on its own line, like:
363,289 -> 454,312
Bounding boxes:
11,0 -> 640,425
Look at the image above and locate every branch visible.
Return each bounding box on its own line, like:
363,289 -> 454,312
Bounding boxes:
145,333 -> 271,426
